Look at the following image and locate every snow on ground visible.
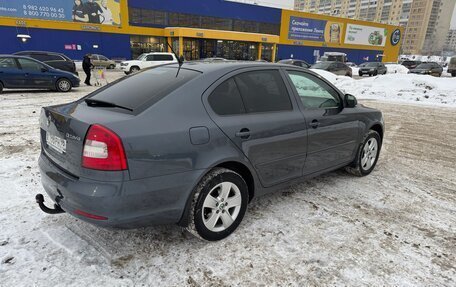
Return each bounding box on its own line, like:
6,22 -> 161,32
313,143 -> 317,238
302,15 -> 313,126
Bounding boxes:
1,69 -> 456,286
312,69 -> 456,107
385,64 -> 409,74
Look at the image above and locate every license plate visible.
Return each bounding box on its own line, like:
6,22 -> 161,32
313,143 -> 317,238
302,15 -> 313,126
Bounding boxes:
46,133 -> 67,154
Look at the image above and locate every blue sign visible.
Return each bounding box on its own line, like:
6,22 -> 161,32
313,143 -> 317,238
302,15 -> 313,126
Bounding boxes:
288,16 -> 327,42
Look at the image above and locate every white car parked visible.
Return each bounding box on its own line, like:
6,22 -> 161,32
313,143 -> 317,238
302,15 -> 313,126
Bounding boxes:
120,52 -> 178,74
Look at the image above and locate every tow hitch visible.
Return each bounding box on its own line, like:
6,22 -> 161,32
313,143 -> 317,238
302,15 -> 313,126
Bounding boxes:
35,194 -> 65,214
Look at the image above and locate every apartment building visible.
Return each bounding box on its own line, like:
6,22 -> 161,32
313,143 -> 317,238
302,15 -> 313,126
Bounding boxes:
294,0 -> 456,54
444,29 -> 456,52
293,0 -> 411,25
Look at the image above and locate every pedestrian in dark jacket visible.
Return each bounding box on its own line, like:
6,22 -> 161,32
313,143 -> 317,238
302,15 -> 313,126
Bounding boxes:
82,54 -> 94,86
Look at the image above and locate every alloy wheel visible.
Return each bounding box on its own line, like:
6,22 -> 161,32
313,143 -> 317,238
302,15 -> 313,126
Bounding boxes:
361,138 -> 378,171
202,181 -> 242,232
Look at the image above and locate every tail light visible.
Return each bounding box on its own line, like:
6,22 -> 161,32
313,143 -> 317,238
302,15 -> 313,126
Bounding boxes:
82,124 -> 127,171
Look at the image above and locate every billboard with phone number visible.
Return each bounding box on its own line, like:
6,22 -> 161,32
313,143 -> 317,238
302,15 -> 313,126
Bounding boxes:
0,0 -> 120,26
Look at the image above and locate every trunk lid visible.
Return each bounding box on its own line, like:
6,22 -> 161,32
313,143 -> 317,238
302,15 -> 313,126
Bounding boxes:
40,104 -> 91,177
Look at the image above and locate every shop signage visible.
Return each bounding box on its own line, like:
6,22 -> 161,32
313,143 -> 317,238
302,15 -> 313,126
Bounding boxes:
344,24 -> 386,47
16,20 -> 27,26
288,16 -> 342,44
0,0 -> 121,26
391,29 -> 401,46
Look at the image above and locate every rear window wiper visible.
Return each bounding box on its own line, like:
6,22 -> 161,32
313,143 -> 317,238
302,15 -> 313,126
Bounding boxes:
85,98 -> 133,111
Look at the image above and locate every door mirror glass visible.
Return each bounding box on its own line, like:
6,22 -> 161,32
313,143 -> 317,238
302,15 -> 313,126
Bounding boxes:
345,94 -> 357,108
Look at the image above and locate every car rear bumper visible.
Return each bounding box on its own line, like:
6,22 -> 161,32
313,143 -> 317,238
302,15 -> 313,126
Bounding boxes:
38,152 -> 203,228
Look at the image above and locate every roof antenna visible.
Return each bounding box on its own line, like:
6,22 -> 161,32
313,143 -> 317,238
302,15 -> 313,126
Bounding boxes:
167,41 -> 184,77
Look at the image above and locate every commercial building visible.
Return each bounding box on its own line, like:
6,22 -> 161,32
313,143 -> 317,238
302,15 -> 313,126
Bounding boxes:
294,0 -> 456,55
0,0 -> 402,64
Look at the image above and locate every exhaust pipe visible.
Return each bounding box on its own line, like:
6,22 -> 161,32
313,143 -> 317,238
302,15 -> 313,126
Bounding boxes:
35,194 -> 65,214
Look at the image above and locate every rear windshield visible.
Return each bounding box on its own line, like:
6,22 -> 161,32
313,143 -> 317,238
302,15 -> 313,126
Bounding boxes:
87,66 -> 200,111
416,63 -> 435,69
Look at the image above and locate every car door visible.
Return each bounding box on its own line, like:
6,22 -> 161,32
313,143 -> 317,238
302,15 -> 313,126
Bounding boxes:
16,58 -> 54,88
98,55 -> 110,67
284,69 -> 360,175
144,55 -> 156,68
0,57 -> 24,88
204,68 -> 308,187
91,55 -> 101,67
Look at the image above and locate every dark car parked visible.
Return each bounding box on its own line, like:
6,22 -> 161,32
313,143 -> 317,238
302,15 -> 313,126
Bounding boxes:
401,60 -> 421,70
311,61 -> 352,77
14,51 -> 77,75
358,62 -> 387,76
37,62 -> 383,241
0,55 -> 80,93
277,59 -> 311,68
408,62 -> 443,77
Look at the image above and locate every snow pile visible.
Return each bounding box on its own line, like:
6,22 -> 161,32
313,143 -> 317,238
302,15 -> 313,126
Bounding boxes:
337,74 -> 456,106
385,64 -> 409,74
310,69 -> 355,86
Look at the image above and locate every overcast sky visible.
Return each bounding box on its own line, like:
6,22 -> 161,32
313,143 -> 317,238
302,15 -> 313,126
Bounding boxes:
452,5 -> 456,29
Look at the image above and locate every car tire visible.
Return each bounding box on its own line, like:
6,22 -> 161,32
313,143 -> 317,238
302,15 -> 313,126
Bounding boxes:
345,130 -> 382,177
358,73 -> 363,77
55,78 -> 72,93
108,64 -> 116,69
373,71 -> 378,76
130,66 -> 140,73
186,168 -> 249,241
452,72 -> 456,77
0,81 -> 3,93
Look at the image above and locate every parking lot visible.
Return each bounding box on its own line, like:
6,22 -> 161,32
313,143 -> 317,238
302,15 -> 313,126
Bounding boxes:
0,69 -> 455,286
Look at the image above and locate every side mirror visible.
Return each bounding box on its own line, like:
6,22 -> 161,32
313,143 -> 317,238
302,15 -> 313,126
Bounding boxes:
345,94 -> 357,108
41,67 -> 48,73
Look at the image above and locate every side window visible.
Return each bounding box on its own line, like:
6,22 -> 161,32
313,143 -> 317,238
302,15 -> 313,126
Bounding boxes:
286,71 -> 341,109
234,70 -> 292,113
146,55 -> 154,61
30,54 -> 49,62
46,54 -> 65,61
17,58 -> 44,72
208,78 -> 245,115
155,55 -> 174,61
0,58 -> 18,69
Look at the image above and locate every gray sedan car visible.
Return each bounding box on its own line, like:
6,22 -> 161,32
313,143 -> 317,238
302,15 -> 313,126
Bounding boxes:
37,62 -> 384,241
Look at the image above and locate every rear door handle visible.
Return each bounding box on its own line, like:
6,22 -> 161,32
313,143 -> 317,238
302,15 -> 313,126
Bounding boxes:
309,120 -> 320,129
235,128 -> 250,139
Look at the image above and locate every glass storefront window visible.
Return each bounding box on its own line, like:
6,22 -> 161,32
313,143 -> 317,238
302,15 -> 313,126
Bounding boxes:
216,40 -> 258,61
130,36 -> 167,59
261,43 -> 274,62
129,9 -> 280,36
183,39 -> 200,61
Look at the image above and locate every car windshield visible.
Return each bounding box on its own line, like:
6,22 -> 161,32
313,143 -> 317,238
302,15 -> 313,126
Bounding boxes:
86,66 -> 201,112
137,53 -> 147,60
366,62 -> 379,67
416,63 -> 434,69
311,62 -> 332,69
